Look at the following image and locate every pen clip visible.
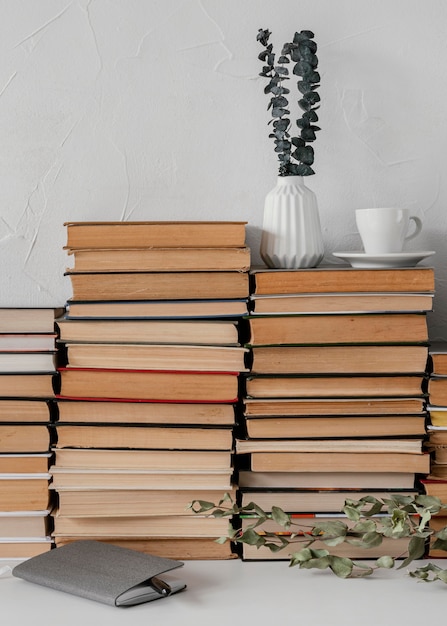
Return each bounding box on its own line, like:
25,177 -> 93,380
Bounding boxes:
149,576 -> 172,596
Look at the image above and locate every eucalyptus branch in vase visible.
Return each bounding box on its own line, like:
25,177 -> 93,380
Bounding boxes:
189,493 -> 447,583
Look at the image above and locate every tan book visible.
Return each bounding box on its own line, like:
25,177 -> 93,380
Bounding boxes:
68,246 -> 251,272
52,513 -> 230,537
64,344 -> 248,372
0,540 -> 52,559
0,510 -> 50,537
245,374 -> 425,398
429,342 -> 447,375
236,439 -> 424,455
52,448 -> 232,471
50,467 -> 233,491
0,373 -> 55,398
66,271 -> 249,301
245,313 -> 428,346
250,345 -> 429,374
428,376 -> 447,405
249,292 -> 434,314
248,451 -> 430,473
428,515 -> 447,557
64,221 -> 247,249
66,299 -> 249,319
243,397 -> 425,416
55,488 -> 235,516
0,352 -> 56,373
421,479 -> 447,501
251,266 -> 435,295
426,429 -> 447,446
237,470 -> 416,490
0,334 -> 57,351
54,536 -> 235,560
0,425 -> 50,453
0,399 -> 51,422
0,476 -> 51,511
55,424 -> 233,451
245,415 -> 426,439
0,454 -> 51,473
57,318 -> 240,345
57,367 -> 239,402
0,308 -> 64,333
56,400 -> 235,425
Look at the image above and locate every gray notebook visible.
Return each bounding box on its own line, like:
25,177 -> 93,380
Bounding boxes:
12,540 -> 186,607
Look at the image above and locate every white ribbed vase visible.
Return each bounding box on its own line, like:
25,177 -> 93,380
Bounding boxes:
260,176 -> 324,269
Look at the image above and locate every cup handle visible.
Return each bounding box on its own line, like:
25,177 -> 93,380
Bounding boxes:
405,216 -> 422,242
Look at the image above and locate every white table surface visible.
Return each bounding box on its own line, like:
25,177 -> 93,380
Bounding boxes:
1,558 -> 447,625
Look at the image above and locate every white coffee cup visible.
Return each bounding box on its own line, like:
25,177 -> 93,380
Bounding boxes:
355,208 -> 422,255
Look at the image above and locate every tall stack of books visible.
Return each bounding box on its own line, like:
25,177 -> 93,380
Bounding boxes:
0,308 -> 62,559
51,221 -> 250,559
236,266 -> 433,560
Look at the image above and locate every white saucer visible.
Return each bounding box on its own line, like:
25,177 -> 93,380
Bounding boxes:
332,250 -> 435,269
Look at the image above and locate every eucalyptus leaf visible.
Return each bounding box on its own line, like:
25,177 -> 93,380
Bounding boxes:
328,556 -> 354,579
376,555 -> 395,569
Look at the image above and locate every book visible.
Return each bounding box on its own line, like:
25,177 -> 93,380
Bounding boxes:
428,407 -> 447,427
237,470 -> 416,490
0,510 -> 50,537
0,475 -> 51,510
54,488 -> 235,516
428,515 -> 447,557
0,539 -> 53,559
53,536 -> 235,560
236,439 -> 424,455
0,373 -> 55,398
52,448 -> 232,471
66,271 -> 250,301
250,266 -> 435,295
243,397 -> 425,416
55,424 -> 233,450
57,318 -> 240,345
66,299 -> 249,319
63,343 -> 249,372
429,342 -> 447,375
12,540 -> 186,606
57,367 -> 239,402
68,246 -> 251,272
64,221 -> 247,249
239,489 -> 418,512
56,400 -> 235,425
428,376 -> 447,406
250,345 -> 429,374
0,399 -> 52,422
424,428 -> 447,446
0,308 -> 64,333
245,374 -> 425,398
244,451 -> 430,473
0,352 -> 56,372
0,334 -> 57,351
244,415 -> 426,439
50,468 -> 234,491
0,453 -> 51,473
245,313 -> 428,346
248,292 -> 434,315
0,424 -> 50,453
421,479 -> 447,501
52,514 -> 230,537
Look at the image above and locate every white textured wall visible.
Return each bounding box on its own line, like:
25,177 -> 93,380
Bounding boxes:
1,0 -> 446,338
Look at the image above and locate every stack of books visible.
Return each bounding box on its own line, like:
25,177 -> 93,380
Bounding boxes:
51,221 -> 250,559
236,265 -> 434,560
0,308 -> 62,559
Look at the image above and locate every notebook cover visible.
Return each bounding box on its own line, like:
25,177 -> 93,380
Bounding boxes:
12,540 -> 184,606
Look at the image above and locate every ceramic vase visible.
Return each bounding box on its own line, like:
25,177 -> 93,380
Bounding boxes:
260,175 -> 324,269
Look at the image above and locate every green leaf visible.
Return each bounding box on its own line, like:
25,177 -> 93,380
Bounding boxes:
271,506 -> 292,528
376,555 -> 395,569
398,535 -> 427,569
239,528 -> 266,546
328,556 -> 354,579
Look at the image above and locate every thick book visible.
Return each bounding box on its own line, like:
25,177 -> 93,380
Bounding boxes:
250,344 -> 429,374
0,308 -> 64,333
428,406 -> 447,427
0,399 -> 52,422
0,373 -> 55,398
0,539 -> 53,559
66,299 -> 249,319
64,343 -> 248,372
0,509 -> 50,537
237,470 -> 416,490
68,246 -> 251,272
0,334 -> 57,351
245,313 -> 428,346
0,351 -> 56,373
57,318 -> 240,345
243,397 -> 425,416
0,424 -> 50,453
56,399 -> 235,425
0,453 -> 51,473
248,292 -> 434,315
236,438 -> 424,455
64,220 -> 247,249
13,540 -> 186,607
0,474 -> 51,511
250,266 -> 435,295
66,271 -> 249,301
57,367 -> 239,402
428,376 -> 447,405
429,342 -> 447,375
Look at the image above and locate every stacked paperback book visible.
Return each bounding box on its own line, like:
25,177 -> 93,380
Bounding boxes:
237,265 -> 433,560
0,308 -> 62,559
51,221 -> 250,559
